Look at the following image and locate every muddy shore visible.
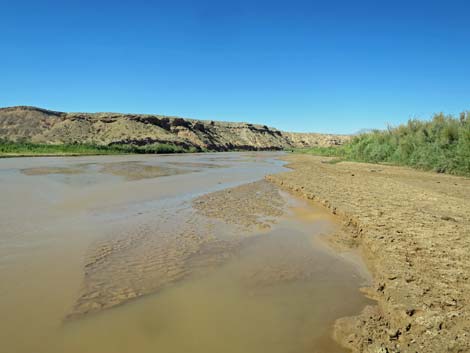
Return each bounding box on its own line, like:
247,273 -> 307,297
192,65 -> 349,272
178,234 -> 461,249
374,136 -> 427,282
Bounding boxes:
266,154 -> 470,353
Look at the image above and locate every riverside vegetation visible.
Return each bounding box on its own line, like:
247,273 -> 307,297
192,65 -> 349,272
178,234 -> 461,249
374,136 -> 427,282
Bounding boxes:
295,112 -> 470,176
0,139 -> 197,157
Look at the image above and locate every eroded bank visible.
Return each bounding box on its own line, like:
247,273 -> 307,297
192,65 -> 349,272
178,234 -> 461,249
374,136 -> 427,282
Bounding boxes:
266,154 -> 470,353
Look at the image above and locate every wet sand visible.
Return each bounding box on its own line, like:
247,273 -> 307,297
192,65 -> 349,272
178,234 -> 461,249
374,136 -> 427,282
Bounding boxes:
0,152 -> 371,353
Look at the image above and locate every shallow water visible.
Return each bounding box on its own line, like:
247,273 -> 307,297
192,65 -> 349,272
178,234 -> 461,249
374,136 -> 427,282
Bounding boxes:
0,152 -> 371,353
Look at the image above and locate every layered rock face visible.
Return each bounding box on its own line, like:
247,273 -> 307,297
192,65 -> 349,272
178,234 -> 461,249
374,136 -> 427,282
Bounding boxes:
0,106 -> 350,151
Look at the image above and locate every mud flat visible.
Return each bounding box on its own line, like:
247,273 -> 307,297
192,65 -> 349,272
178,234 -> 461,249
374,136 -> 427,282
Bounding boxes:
266,154 -> 470,353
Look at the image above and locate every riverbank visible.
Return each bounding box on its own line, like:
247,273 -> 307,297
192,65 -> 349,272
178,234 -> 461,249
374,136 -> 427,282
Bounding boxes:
266,154 -> 470,353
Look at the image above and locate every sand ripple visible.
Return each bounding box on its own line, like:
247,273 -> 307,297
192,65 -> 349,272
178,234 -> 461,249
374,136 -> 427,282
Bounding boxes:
68,181 -> 286,319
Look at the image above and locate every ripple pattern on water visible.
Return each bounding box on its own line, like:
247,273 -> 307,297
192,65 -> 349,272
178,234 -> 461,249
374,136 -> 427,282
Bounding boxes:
68,181 -> 286,319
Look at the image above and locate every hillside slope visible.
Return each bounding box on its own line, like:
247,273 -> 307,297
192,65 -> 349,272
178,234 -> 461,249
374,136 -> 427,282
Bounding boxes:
0,106 -> 349,151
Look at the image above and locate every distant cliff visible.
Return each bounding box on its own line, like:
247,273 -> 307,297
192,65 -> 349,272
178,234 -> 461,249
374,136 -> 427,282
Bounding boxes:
0,106 -> 350,151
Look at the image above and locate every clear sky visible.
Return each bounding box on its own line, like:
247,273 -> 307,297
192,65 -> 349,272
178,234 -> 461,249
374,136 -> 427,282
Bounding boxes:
1,0 -> 469,133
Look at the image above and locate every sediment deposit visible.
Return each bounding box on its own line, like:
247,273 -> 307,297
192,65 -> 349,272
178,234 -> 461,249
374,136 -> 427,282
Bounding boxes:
0,106 -> 349,151
193,180 -> 285,230
69,181 -> 286,318
266,154 -> 470,353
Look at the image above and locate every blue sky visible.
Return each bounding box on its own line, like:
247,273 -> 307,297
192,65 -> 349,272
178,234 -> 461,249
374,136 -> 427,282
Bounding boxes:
1,0 -> 469,133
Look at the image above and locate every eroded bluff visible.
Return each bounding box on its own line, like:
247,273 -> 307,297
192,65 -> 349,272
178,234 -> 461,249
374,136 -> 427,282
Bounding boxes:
0,106 -> 350,151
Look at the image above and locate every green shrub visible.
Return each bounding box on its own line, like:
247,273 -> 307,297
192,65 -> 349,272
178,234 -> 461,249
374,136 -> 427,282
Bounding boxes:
296,112 -> 470,176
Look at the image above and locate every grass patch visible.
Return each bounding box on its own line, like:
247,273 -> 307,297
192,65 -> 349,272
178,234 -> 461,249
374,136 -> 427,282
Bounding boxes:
0,140 -> 199,157
294,112 -> 470,176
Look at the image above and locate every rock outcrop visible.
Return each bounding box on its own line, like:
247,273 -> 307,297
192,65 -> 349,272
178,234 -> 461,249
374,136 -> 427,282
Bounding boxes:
0,106 -> 350,151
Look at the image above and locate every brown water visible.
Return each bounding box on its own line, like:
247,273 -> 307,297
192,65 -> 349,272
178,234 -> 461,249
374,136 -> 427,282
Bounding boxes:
0,152 -> 371,353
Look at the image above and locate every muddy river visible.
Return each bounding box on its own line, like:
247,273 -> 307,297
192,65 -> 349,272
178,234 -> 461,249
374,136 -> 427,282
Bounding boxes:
0,152 -> 371,353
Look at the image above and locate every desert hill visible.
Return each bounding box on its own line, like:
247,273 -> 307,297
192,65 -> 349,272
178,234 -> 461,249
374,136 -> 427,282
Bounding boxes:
0,106 -> 350,151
